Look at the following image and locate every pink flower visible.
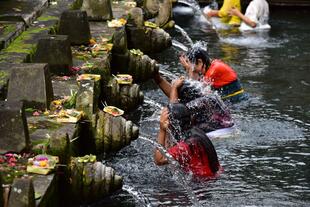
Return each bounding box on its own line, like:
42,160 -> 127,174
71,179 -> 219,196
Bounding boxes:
33,111 -> 40,116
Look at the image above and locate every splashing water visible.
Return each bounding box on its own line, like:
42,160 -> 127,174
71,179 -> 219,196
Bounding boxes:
190,41 -> 209,53
173,5 -> 195,15
219,36 -> 287,48
144,97 -> 164,109
139,134 -> 202,207
122,185 -> 152,207
210,0 -> 219,10
177,0 -> 202,15
175,24 -> 194,46
159,69 -> 179,80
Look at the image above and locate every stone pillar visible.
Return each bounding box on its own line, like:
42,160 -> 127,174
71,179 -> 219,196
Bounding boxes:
58,10 -> 91,45
76,77 -> 101,120
81,0 -> 113,21
0,101 -> 29,153
7,63 -> 53,109
8,177 -> 35,207
103,78 -> 121,107
127,7 -> 144,28
47,127 -> 71,164
155,0 -> 173,28
33,35 -> 73,75
111,27 -> 129,76
112,27 -> 128,54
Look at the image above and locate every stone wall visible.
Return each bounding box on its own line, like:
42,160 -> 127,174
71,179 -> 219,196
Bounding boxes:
0,0 -> 178,206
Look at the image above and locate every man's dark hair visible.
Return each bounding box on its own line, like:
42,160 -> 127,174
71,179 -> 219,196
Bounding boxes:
167,103 -> 191,138
178,80 -> 204,104
186,47 -> 211,69
186,127 -> 220,174
167,103 -> 220,174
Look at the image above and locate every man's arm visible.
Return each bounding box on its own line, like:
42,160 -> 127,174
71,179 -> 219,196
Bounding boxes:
229,7 -> 256,28
154,108 -> 170,165
170,76 -> 185,103
153,73 -> 172,97
205,10 -> 220,18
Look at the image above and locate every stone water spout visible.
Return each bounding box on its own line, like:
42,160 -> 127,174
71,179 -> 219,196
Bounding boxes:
142,0 -> 175,28
95,111 -> 139,153
103,77 -> 144,111
126,7 -> 172,53
70,156 -> 123,203
111,26 -> 160,82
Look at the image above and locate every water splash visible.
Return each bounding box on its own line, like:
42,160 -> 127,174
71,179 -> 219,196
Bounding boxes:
139,133 -> 202,207
173,5 -> 195,16
177,0 -> 202,15
144,97 -> 164,109
210,0 -> 219,10
219,36 -> 287,48
172,39 -> 189,52
175,24 -> 194,46
159,69 -> 179,80
122,185 -> 152,207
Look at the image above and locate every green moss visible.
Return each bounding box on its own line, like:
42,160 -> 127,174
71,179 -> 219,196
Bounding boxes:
71,0 -> 84,9
37,15 -> 59,22
0,70 -> 8,86
3,27 -> 48,54
31,138 -> 50,154
1,24 -> 17,36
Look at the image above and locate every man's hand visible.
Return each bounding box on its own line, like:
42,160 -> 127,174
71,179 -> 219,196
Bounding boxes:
172,76 -> 185,90
159,107 -> 170,131
228,7 -> 241,17
179,54 -> 192,72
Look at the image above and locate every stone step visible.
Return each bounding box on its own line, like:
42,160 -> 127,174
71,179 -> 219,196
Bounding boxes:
0,21 -> 25,50
0,0 -> 74,63
0,0 -> 48,26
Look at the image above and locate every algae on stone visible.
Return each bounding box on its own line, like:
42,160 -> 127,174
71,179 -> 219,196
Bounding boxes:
3,27 -> 48,54
37,15 -> 59,22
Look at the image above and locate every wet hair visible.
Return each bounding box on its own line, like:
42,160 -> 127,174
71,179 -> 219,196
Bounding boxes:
167,103 -> 191,139
178,80 -> 204,104
168,103 -> 220,174
186,47 -> 211,69
186,95 -> 233,132
185,127 -> 220,174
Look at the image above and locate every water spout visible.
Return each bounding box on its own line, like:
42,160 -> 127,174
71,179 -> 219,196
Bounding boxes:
172,39 -> 189,52
178,0 -> 202,15
175,24 -> 194,46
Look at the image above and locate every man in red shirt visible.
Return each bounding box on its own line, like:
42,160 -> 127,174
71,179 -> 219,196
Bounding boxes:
154,103 -> 221,177
179,47 -> 245,103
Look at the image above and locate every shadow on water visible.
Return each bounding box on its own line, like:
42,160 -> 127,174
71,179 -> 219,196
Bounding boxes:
94,6 -> 310,207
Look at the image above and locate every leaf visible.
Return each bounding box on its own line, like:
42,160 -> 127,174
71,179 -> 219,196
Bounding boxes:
25,108 -> 35,112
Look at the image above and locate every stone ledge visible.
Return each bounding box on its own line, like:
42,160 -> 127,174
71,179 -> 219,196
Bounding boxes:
32,174 -> 58,207
0,0 -> 49,26
0,21 -> 26,50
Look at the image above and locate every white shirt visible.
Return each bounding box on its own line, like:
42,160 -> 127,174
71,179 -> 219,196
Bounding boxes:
239,0 -> 271,31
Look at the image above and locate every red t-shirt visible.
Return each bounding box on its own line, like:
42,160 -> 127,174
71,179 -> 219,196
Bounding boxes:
168,141 -> 217,177
204,59 -> 237,89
